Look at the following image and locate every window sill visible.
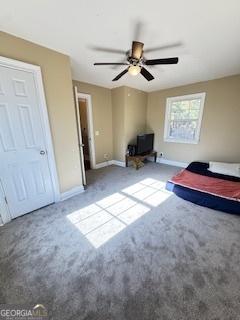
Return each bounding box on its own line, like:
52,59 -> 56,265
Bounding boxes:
164,138 -> 199,144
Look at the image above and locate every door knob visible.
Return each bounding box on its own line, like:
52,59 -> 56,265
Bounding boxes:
40,150 -> 46,155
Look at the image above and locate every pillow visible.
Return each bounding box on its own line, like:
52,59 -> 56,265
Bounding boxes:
208,161 -> 240,178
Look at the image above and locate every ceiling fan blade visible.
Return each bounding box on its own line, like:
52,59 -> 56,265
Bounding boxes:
145,57 -> 179,65
112,68 -> 129,81
132,41 -> 144,60
90,46 -> 127,55
111,59 -> 129,70
94,62 -> 129,66
140,67 -> 154,81
144,42 -> 182,53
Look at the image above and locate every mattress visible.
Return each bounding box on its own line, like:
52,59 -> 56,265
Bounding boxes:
166,162 -> 240,214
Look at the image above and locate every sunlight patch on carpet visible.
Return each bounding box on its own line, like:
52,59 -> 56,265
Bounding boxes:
67,178 -> 172,248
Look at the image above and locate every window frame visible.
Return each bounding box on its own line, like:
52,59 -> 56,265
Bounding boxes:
164,92 -> 206,144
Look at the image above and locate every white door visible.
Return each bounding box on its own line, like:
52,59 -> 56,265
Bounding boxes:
0,65 -> 55,219
74,86 -> 87,185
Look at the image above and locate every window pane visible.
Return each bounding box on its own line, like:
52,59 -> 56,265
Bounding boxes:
188,108 -> 200,119
165,94 -> 205,143
170,98 -> 201,120
171,101 -> 189,120
190,99 -> 201,109
169,120 -> 198,141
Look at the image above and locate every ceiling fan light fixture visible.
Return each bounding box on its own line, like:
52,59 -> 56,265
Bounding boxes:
128,65 -> 141,76
94,40 -> 179,82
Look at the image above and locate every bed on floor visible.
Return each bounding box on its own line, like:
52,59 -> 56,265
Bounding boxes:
166,162 -> 240,214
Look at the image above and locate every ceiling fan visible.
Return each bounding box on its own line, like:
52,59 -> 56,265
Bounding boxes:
94,41 -> 179,81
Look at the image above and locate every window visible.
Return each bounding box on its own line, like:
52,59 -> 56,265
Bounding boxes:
164,92 -> 206,144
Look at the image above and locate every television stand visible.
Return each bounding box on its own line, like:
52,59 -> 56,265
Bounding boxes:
125,151 -> 157,170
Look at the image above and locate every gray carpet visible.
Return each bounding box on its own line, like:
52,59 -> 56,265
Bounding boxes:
0,163 -> 240,320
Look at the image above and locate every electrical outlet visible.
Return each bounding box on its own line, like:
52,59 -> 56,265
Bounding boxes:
160,152 -> 164,157
104,153 -> 109,160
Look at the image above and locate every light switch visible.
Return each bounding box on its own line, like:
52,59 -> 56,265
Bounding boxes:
95,131 -> 99,136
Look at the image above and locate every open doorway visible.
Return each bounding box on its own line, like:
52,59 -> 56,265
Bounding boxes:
78,98 -> 91,170
74,89 -> 96,185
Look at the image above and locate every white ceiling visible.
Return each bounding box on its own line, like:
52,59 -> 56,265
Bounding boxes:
1,0 -> 240,92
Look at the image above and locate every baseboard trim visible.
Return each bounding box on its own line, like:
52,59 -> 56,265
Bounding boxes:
95,158 -> 187,169
94,160 -> 114,169
156,157 -> 188,168
94,160 -> 126,169
60,185 -> 85,201
112,160 -> 126,167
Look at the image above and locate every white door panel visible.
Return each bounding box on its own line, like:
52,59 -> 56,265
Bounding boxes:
0,65 -> 54,219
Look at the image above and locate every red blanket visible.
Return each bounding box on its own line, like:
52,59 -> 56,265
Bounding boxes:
170,170 -> 240,201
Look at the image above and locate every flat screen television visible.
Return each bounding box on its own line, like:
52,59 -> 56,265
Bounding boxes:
137,133 -> 154,155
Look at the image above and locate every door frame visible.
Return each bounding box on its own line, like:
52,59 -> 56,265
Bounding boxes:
76,92 -> 96,169
0,55 -> 60,224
